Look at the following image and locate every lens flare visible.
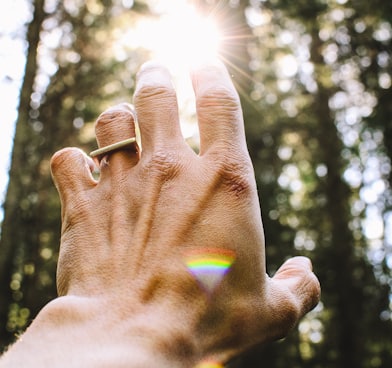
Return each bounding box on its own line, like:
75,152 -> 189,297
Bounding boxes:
184,248 -> 236,295
194,360 -> 224,368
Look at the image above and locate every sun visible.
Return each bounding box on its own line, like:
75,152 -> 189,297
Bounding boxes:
150,6 -> 222,71
127,0 -> 222,73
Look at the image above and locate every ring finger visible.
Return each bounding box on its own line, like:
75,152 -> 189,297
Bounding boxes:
92,103 -> 140,178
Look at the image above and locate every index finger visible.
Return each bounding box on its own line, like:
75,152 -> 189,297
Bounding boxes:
191,60 -> 246,155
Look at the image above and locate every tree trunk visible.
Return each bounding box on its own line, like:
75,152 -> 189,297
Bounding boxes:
309,27 -> 365,368
0,0 -> 46,350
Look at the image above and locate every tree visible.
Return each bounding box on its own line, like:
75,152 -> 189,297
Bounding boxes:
0,0 -> 47,350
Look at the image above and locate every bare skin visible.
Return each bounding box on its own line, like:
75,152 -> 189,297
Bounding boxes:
0,61 -> 320,367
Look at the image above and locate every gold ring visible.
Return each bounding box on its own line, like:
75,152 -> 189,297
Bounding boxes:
90,137 -> 137,158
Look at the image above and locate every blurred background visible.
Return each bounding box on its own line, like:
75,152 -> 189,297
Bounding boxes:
0,0 -> 392,366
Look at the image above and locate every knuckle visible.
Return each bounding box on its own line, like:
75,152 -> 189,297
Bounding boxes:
134,85 -> 177,107
144,150 -> 183,180
197,87 -> 240,118
213,154 -> 254,198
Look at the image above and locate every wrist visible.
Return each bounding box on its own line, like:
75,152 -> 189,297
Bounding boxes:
41,296 -> 221,368
1,296 -> 209,368
0,296 -> 176,367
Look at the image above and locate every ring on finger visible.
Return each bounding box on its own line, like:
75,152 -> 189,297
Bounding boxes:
90,137 -> 137,158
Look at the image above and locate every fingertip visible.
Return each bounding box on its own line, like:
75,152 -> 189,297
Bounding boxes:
137,60 -> 168,73
50,147 -> 78,174
281,256 -> 313,272
273,256 -> 321,313
51,147 -> 96,194
135,61 -> 174,90
190,59 -> 234,94
94,104 -> 137,150
51,147 -> 89,169
103,102 -> 135,115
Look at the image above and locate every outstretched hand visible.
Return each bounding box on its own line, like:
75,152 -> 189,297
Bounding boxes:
2,61 -> 320,368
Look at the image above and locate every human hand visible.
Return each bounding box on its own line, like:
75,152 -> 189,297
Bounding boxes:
48,61 -> 320,367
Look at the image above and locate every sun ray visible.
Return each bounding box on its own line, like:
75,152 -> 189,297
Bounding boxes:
220,54 -> 264,114
119,0 -> 264,139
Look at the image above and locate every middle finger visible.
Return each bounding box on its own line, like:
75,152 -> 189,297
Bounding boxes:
133,61 -> 185,155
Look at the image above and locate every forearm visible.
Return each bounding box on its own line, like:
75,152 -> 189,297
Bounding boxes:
0,296 -> 191,368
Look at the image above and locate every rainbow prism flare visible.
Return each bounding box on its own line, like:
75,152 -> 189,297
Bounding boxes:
184,248 -> 236,295
194,360 -> 224,368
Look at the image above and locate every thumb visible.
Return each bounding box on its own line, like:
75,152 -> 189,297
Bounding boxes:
264,257 -> 320,341
272,256 -> 321,317
50,147 -> 96,205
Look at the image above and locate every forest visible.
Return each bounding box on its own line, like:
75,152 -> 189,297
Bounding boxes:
1,0 -> 392,366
